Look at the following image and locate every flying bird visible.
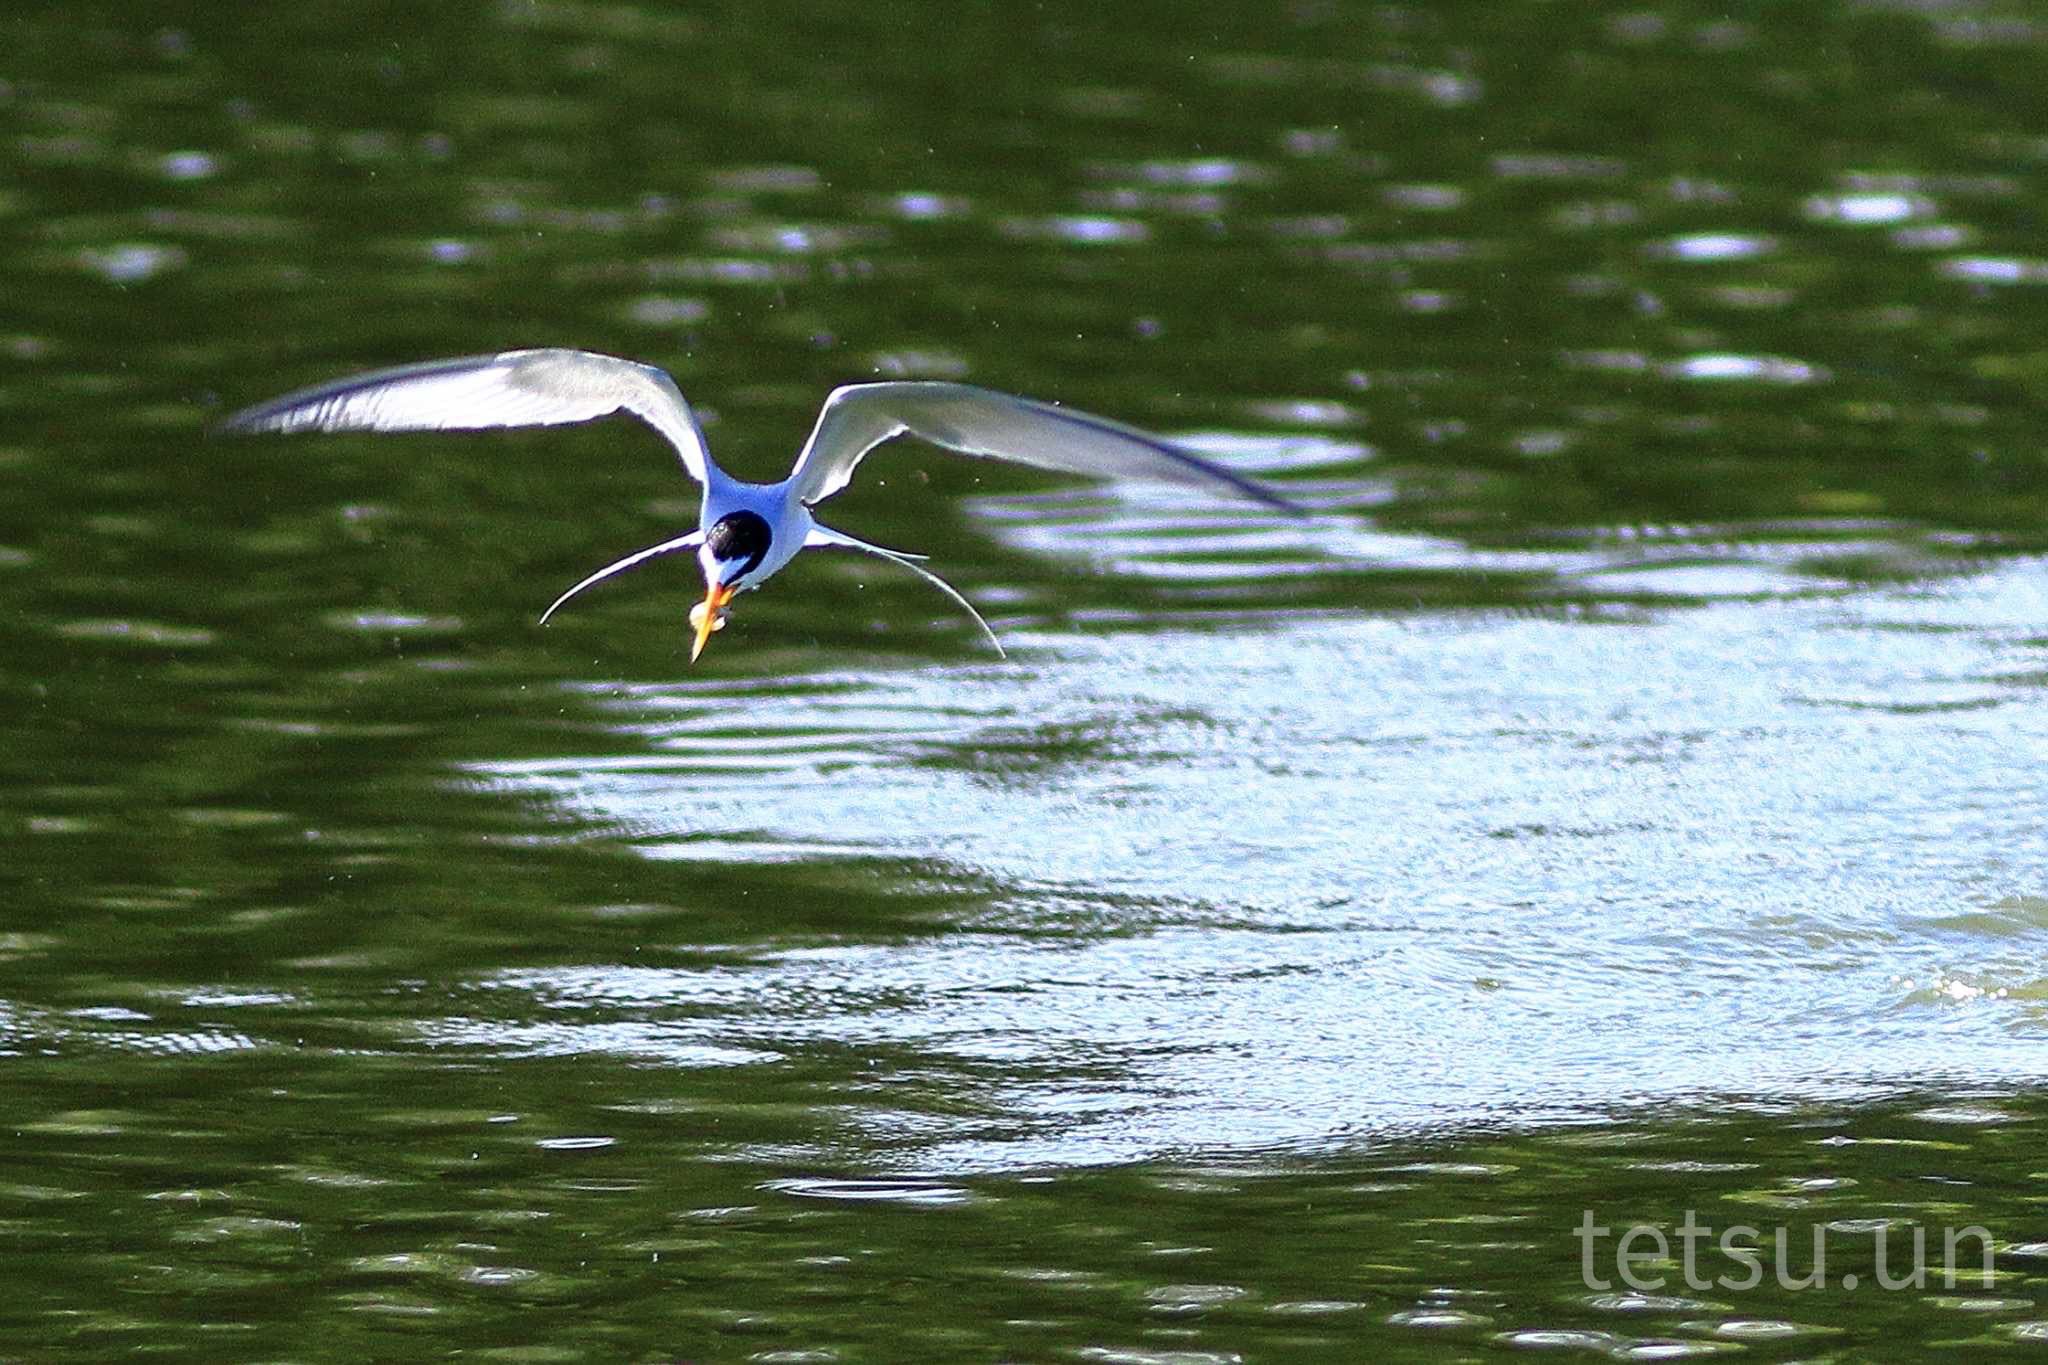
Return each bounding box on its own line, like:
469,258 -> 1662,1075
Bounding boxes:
218,348 -> 1302,660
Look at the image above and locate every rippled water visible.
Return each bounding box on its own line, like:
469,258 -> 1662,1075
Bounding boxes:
6,0 -> 2048,1356
462,552 -> 2048,1171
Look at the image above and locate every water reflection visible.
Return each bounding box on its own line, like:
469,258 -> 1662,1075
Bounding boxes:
449,555 -> 2048,1170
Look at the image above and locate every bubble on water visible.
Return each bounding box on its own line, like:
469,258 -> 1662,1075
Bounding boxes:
157,149 -> 218,180
1652,232 -> 1776,262
1804,191 -> 1929,225
80,243 -> 186,283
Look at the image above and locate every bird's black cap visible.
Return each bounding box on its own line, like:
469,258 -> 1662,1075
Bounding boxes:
705,510 -> 772,580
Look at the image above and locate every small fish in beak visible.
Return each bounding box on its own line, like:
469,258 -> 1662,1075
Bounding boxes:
690,582 -> 736,662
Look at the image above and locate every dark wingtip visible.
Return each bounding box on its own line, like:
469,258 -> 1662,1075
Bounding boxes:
1029,400 -> 1311,518
1245,478 -> 1312,519
1149,432 -> 1312,518
208,410 -> 262,439
1168,451 -> 1310,519
209,395 -> 304,439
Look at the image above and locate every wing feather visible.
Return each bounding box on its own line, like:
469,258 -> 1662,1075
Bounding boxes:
217,348 -> 714,485
783,382 -> 1299,514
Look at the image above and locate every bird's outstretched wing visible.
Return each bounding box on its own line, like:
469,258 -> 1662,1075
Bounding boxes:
217,348 -> 713,485
782,382 -> 1301,514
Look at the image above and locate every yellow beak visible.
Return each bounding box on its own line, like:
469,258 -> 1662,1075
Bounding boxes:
690,582 -> 736,663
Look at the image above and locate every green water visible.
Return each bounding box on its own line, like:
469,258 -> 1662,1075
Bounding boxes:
5,0 -> 2048,1357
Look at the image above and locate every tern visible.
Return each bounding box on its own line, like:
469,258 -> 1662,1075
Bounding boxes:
219,348 -> 1301,660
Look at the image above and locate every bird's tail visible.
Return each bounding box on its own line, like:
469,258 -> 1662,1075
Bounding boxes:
803,525 -> 1005,658
539,530 -> 705,624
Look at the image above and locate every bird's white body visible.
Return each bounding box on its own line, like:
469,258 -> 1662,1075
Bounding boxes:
219,348 -> 1300,660
702,476 -> 812,586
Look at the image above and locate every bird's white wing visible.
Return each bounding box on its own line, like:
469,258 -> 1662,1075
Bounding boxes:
217,348 -> 713,485
783,382 -> 1301,513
